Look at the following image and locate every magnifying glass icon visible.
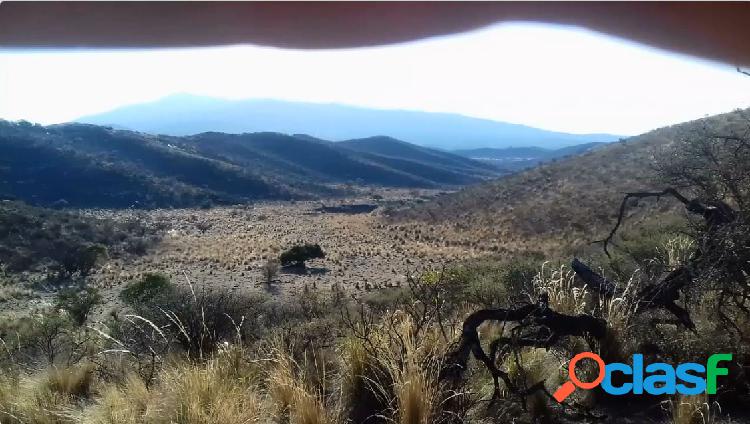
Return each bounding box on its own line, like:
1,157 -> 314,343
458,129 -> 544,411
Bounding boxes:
553,351 -> 606,403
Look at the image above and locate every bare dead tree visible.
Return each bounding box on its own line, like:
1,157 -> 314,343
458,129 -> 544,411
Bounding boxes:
444,113 -> 750,416
585,184 -> 746,330
441,293 -> 606,412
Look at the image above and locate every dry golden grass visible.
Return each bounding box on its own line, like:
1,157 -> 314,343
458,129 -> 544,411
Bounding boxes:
668,393 -> 719,424
267,345 -> 335,424
86,347 -> 264,424
84,375 -> 150,424
661,235 -> 696,270
381,318 -> 442,424
0,365 -> 92,424
532,262 -> 588,315
46,363 -> 96,400
84,191 -> 462,307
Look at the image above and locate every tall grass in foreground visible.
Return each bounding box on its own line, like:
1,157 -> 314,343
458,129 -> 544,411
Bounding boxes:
376,315 -> 444,424
267,344 -> 334,424
667,393 -> 720,424
4,252 -> 740,424
86,346 -> 264,424
0,364 -> 93,424
532,263 -> 587,315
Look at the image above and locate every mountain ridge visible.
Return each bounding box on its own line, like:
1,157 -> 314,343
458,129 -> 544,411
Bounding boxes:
0,121 -> 501,208
77,94 -> 623,150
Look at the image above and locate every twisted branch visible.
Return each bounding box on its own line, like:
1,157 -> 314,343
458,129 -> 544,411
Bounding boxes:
594,188 -> 691,257
441,295 -> 606,406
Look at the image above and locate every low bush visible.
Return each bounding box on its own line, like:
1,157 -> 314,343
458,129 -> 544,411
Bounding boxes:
59,244 -> 108,277
119,273 -> 174,305
116,275 -> 270,360
56,286 -> 102,325
279,243 -> 326,268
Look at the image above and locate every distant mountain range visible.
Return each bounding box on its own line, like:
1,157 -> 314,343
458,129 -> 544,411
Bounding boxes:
76,94 -> 623,150
0,121 -> 500,208
453,142 -> 605,171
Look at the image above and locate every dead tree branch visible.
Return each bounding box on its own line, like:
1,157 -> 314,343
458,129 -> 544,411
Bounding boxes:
571,258 -> 617,296
441,294 -> 606,406
588,188 -> 740,329
571,257 -> 696,330
594,188 -> 691,257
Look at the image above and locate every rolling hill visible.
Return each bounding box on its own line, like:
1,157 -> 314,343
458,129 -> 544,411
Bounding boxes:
0,121 -> 500,208
76,94 -> 622,150
388,109 -> 750,255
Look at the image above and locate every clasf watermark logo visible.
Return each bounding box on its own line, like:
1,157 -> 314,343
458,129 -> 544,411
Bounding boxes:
553,352 -> 732,402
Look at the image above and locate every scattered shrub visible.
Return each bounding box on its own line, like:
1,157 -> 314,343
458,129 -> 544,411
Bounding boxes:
119,273 -> 174,305
0,201 -> 158,275
262,258 -> 280,285
56,286 -> 102,326
280,244 -> 326,268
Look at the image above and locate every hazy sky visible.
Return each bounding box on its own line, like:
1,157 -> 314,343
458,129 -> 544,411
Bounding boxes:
1,22 -> 749,135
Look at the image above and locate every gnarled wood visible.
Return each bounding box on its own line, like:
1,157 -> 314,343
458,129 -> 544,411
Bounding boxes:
441,295 -> 606,403
571,258 -> 617,296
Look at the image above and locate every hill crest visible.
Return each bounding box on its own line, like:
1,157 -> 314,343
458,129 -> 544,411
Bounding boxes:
77,94 -> 622,150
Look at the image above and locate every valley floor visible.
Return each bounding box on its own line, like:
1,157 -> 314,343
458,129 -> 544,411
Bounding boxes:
78,189 -> 496,315
3,186 -> 615,317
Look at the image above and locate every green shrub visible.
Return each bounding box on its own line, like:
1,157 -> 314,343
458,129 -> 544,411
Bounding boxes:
60,244 -> 108,276
120,273 -> 175,305
55,286 -> 102,325
117,275 -> 270,359
279,244 -> 326,268
460,258 -> 540,308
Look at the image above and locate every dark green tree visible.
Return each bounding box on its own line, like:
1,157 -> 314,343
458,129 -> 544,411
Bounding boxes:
279,243 -> 326,268
61,244 -> 108,276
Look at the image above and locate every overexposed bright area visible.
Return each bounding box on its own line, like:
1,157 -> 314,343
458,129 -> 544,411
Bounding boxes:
1,22 -> 749,135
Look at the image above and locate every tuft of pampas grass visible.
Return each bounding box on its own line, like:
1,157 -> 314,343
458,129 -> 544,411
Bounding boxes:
667,393 -> 720,424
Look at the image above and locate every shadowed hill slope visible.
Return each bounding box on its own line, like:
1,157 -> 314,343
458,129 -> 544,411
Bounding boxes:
338,136 -> 500,173
0,121 -> 501,208
0,122 -> 292,208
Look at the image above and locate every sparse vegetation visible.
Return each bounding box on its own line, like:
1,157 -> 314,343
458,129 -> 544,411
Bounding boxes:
0,201 -> 158,276
55,286 -> 102,326
262,258 -> 280,285
0,109 -> 748,423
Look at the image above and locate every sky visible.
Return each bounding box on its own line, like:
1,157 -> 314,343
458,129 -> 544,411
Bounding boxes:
1,22 -> 749,136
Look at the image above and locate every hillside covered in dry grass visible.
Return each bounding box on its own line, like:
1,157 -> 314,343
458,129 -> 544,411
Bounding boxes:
388,109 -> 749,255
